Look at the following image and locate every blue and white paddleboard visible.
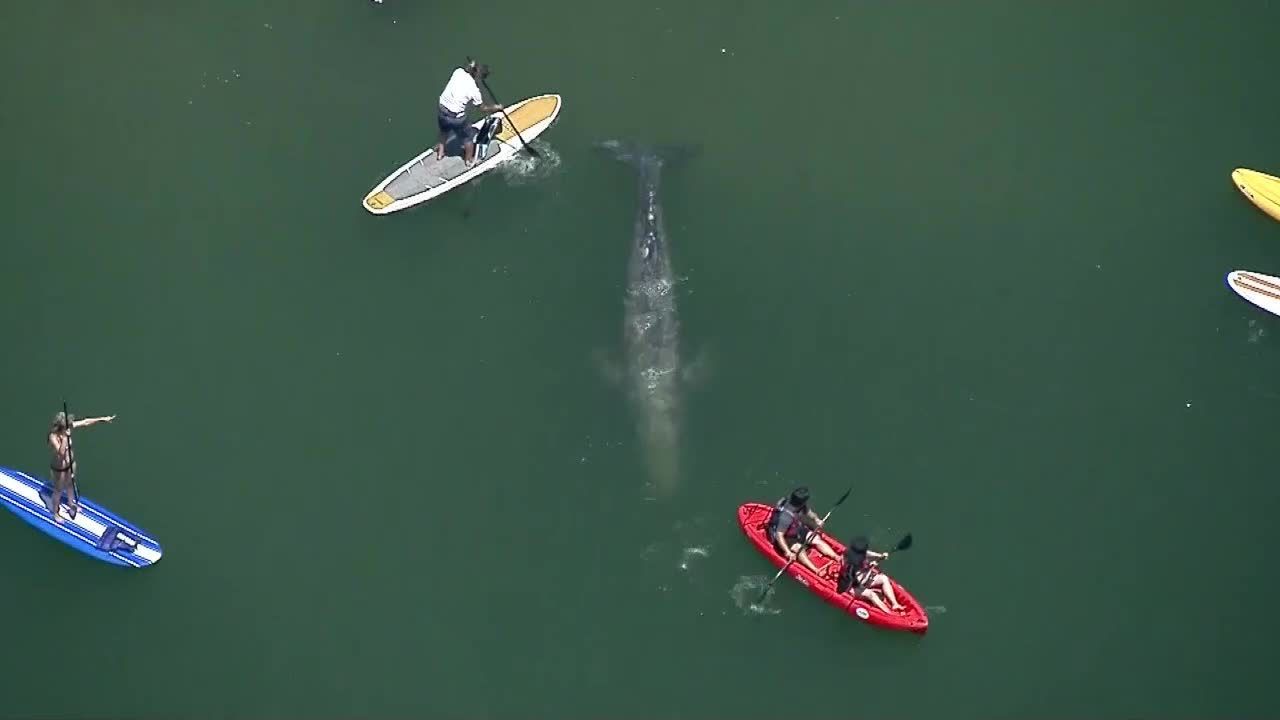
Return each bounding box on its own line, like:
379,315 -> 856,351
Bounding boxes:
0,466 -> 161,567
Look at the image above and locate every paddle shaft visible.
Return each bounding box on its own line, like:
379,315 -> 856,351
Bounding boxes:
63,400 -> 77,503
478,77 -> 540,158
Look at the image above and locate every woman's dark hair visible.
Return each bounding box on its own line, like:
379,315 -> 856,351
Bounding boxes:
788,486 -> 810,508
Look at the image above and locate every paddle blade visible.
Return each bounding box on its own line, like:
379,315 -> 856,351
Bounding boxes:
756,573 -> 781,603
895,533 -> 913,551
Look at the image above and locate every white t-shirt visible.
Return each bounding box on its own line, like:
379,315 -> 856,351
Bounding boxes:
438,68 -> 482,114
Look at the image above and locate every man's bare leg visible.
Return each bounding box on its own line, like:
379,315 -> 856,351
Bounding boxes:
789,542 -> 824,574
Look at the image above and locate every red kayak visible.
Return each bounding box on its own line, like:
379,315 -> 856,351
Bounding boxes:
738,502 -> 929,634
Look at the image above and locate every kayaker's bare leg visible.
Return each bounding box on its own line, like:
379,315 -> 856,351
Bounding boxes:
463,140 -> 477,166
808,535 -> 841,563
434,131 -> 449,161
868,574 -> 905,610
860,588 -> 893,614
788,542 -> 824,574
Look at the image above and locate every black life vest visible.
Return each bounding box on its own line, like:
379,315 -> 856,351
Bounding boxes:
836,552 -> 871,594
766,497 -> 805,538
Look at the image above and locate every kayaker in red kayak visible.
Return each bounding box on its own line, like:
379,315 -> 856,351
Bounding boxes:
835,536 -> 906,613
766,487 -> 842,574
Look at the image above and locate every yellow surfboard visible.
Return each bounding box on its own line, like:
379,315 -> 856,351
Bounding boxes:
1232,168 -> 1280,224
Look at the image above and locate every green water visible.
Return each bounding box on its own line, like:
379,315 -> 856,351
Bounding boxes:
2,1 -> 1279,717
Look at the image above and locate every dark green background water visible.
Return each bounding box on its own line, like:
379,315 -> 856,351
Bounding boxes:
3,1 -> 1278,717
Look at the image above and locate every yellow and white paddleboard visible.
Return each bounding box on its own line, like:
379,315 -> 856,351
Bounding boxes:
363,94 -> 562,215
1227,270 -> 1280,318
1231,168 -> 1280,224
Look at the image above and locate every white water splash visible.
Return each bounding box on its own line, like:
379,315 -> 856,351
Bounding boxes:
641,366 -> 676,391
635,277 -> 674,298
925,605 -> 947,614
1248,319 -> 1266,344
678,545 -> 710,571
730,575 -> 781,615
499,141 -> 561,186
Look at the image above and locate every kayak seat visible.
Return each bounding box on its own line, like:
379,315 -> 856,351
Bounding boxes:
95,525 -> 138,553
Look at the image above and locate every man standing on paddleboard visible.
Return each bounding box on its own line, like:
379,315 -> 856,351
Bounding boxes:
47,410 -> 115,524
434,60 -> 504,167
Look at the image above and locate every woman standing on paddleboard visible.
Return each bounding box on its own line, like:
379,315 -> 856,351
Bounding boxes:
47,410 -> 115,524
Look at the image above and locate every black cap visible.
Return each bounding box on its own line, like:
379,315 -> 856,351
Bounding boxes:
788,486 -> 810,508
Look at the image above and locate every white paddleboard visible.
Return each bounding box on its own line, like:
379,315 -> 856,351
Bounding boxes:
363,94 -> 562,215
1226,270 -> 1280,317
